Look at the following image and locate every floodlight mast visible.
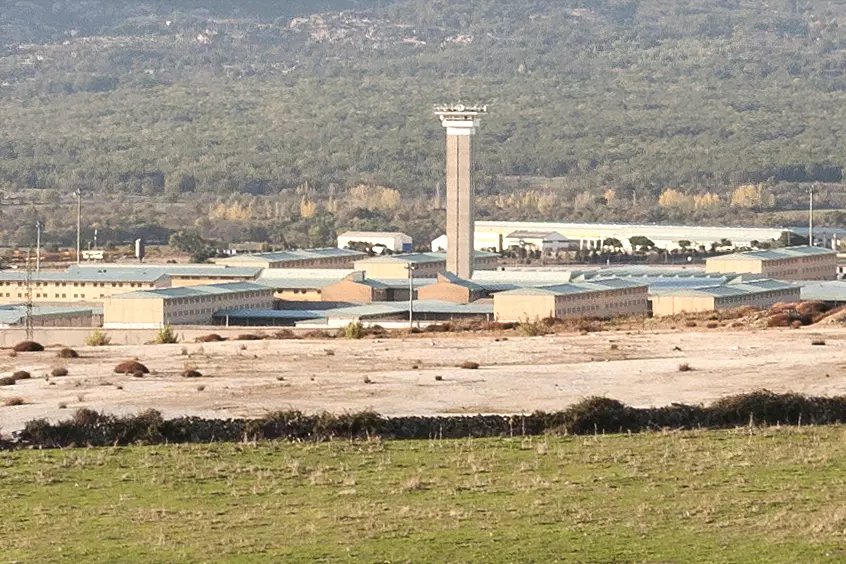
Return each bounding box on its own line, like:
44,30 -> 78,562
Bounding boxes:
433,103 -> 488,279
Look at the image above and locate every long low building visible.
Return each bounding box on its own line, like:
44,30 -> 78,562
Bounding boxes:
705,246 -> 837,280
0,270 -> 171,305
0,305 -> 100,328
493,279 -> 649,322
650,279 -> 800,316
104,282 -> 274,328
67,264 -> 262,287
353,251 -> 498,279
214,248 -> 366,269
440,221 -> 841,252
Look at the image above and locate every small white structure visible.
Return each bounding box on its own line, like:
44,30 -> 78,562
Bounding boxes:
338,231 -> 412,253
503,231 -> 578,254
431,232 -> 503,253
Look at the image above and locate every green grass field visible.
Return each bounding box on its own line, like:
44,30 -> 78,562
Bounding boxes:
3,428 -> 846,563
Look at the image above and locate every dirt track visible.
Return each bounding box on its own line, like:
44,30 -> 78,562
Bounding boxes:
0,327 -> 843,433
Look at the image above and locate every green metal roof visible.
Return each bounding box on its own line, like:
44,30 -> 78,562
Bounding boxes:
67,264 -> 261,278
710,246 -> 836,261
111,282 -> 271,300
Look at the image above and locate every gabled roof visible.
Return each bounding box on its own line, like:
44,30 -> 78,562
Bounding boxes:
67,264 -> 261,279
355,251 -> 498,265
218,248 -> 366,264
710,246 -> 836,261
505,230 -> 572,241
110,282 -> 270,300
435,272 -> 484,291
496,279 -> 648,298
0,269 -> 168,283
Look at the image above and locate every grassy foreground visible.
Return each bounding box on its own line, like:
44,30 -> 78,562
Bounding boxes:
3,428 -> 846,563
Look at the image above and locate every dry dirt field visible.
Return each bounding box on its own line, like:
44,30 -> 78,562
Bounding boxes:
0,326 -> 844,433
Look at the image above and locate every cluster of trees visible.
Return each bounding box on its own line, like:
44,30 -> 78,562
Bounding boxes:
2,0 -> 846,247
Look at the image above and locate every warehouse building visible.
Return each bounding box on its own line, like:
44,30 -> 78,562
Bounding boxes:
337,231 -> 412,253
0,270 -> 170,305
493,279 -> 649,322
502,231 -> 579,254
705,246 -> 836,280
417,272 -> 487,304
449,221 -> 839,252
214,248 -> 366,269
354,251 -> 498,279
320,272 -> 391,303
0,305 -> 100,328
104,282 -> 274,328
650,279 -> 800,316
67,264 -> 261,287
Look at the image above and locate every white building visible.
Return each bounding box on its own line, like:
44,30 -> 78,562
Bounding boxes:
431,232 -> 503,253
338,231 -> 412,253
502,231 -> 579,254
474,221 -> 813,252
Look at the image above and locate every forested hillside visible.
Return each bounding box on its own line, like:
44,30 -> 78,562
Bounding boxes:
2,0 -> 846,249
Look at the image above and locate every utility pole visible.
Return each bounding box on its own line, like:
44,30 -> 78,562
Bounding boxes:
809,184 -> 815,247
35,220 -> 41,272
74,188 -> 82,264
405,263 -> 417,329
25,251 -> 33,341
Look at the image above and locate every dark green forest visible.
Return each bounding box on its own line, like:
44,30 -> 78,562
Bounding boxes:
3,0 -> 846,249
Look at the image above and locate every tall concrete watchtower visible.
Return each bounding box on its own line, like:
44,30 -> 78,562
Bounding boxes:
434,103 -> 487,279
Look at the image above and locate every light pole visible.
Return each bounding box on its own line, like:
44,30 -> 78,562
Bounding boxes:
74,188 -> 82,264
809,184 -> 816,247
35,220 -> 41,272
405,262 -> 417,329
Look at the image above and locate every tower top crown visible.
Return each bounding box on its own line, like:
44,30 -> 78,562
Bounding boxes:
434,103 -> 488,120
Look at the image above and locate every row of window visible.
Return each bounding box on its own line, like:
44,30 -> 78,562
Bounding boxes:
1,281 -> 155,288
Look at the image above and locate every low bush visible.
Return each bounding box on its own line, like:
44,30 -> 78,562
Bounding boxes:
423,323 -> 452,333
132,370 -> 145,378
57,348 -> 79,359
812,339 -> 826,346
12,371 -> 30,381
517,317 -> 548,337
114,360 -> 149,375
684,321 -> 697,328
13,341 -> 44,352
84,329 -> 111,347
235,334 -> 263,341
195,333 -> 226,343
272,329 -> 300,340
706,322 -> 719,329
182,369 -> 203,378
154,325 -> 179,345
3,397 -> 25,407
459,361 -> 480,370
344,322 -> 365,340
678,363 -> 692,372
767,313 -> 792,328
0,376 -> 16,386
303,330 -> 332,339
14,391 -> 846,448
51,367 -> 69,377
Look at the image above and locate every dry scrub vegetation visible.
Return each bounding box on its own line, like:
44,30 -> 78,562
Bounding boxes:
1,429 -> 845,562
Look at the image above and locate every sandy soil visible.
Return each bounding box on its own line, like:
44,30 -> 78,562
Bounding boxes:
0,327 -> 844,433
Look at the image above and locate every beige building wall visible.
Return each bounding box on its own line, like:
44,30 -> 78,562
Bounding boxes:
0,278 -> 169,305
417,283 -> 472,304
104,288 -> 274,328
494,294 -> 556,321
651,287 -> 802,316
706,253 -> 836,281
104,297 -> 166,327
274,288 -> 323,302
354,261 -> 444,279
169,275 -> 257,288
495,286 -> 649,322
321,280 -> 385,303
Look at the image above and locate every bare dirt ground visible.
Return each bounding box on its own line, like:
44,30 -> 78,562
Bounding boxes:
1,326 -> 844,433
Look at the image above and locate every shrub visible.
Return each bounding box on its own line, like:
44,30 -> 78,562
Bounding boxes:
272,329 -> 299,340
235,334 -> 262,341
195,333 -> 226,343
434,375 -> 443,381
459,361 -> 480,370
85,329 -> 111,346
51,367 -> 69,377
3,396 -> 25,407
362,375 -> 372,384
706,322 -> 719,329
57,347 -> 79,359
517,317 -> 548,337
115,360 -> 149,375
767,313 -> 792,327
58,402 -> 68,409
344,322 -> 365,340
685,321 -> 698,328
0,376 -> 16,386
182,369 -> 203,378
132,370 -> 145,378
12,371 -> 30,381
13,341 -> 43,352
678,363 -> 692,372
154,324 -> 179,344
303,330 -> 332,339
812,339 -> 826,346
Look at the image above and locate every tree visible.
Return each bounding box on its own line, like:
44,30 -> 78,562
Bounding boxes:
629,236 -> 655,252
603,237 -> 623,250
678,240 -> 691,249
